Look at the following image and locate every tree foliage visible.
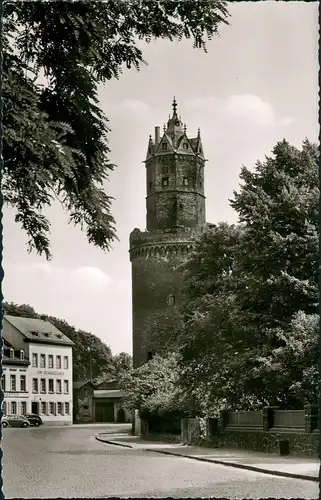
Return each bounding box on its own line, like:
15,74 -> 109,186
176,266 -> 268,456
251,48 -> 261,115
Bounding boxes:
179,139 -> 319,410
3,0 -> 229,258
3,301 -> 115,382
119,353 -> 183,419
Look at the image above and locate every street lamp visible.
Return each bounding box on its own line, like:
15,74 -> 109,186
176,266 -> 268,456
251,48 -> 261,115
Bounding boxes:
87,347 -> 93,383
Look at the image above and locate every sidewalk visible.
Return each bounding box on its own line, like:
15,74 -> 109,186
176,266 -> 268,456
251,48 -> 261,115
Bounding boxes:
96,433 -> 320,482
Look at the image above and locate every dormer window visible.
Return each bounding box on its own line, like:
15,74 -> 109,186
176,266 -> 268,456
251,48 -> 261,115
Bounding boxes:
168,295 -> 175,306
162,177 -> 169,188
31,330 -> 39,337
183,177 -> 189,186
56,334 -> 63,339
162,143 -> 167,150
44,332 -> 52,338
20,350 -> 24,360
10,348 -> 14,359
183,143 -> 188,150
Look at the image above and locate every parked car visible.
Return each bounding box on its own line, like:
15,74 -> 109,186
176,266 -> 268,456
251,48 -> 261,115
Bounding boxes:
2,415 -> 30,428
24,413 -> 43,427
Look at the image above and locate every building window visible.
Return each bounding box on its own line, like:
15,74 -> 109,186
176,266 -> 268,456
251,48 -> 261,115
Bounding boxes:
20,350 -> 24,360
40,402 -> 46,415
65,402 -> 70,415
179,203 -> 183,210
1,374 -> 6,391
48,379 -> 54,393
10,401 -> 17,414
32,378 -> 38,393
162,177 -> 169,187
10,348 -> 14,359
40,354 -> 46,368
10,374 -> 16,391
56,356 -> 61,369
162,143 -> 167,150
168,295 -> 175,306
20,375 -> 26,392
84,388 -> 88,398
56,380 -> 62,394
183,143 -> 188,149
3,401 -> 6,415
57,402 -> 63,415
183,177 -> 189,186
199,181 -> 202,188
63,356 -> 69,370
21,402 -> 26,415
149,181 -> 152,189
40,379 -> 46,393
48,355 -> 54,369
32,353 -> 38,367
49,402 -> 54,415
148,147 -> 152,154
64,380 -> 69,394
162,166 -> 169,174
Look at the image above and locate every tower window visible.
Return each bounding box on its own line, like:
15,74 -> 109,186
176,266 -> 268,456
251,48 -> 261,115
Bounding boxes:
168,295 -> 175,306
183,143 -> 188,150
162,143 -> 167,150
162,166 -> 169,174
149,181 -> 152,189
148,147 -> 152,154
162,177 -> 169,187
183,177 -> 189,186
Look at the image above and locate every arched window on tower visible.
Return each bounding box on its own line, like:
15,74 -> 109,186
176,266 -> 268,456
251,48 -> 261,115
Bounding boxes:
168,294 -> 175,306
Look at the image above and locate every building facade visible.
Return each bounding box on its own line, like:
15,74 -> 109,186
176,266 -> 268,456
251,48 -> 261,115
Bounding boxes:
93,379 -> 131,423
73,380 -> 95,423
2,338 -> 30,416
129,98 -> 207,367
3,315 -> 74,425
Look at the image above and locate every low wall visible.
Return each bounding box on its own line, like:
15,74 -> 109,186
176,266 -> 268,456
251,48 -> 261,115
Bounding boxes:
181,405 -> 319,457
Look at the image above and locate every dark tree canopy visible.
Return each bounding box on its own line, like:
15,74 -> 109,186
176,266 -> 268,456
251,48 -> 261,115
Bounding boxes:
3,0 -> 229,258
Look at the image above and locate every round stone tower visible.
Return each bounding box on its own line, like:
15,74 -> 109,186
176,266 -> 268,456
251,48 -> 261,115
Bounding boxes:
129,98 -> 207,368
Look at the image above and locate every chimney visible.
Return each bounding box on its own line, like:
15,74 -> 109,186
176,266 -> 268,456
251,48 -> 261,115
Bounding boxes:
155,126 -> 160,146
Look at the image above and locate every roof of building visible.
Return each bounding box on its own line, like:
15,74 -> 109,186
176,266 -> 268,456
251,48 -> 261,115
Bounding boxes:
73,380 -> 94,390
4,315 -> 74,346
94,389 -> 124,399
2,355 -> 30,366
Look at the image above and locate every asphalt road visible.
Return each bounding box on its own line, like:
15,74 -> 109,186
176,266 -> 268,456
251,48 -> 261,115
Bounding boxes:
3,424 -> 319,499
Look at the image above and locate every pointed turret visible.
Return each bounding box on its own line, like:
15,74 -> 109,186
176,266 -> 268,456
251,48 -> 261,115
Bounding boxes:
164,97 -> 184,146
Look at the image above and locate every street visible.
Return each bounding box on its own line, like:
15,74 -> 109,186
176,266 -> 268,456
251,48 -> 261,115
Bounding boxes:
3,424 -> 319,499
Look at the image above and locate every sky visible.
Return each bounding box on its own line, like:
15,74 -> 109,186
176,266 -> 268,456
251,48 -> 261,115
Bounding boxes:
3,2 -> 318,356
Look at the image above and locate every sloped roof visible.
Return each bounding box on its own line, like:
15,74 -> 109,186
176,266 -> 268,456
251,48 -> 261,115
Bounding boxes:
2,355 -> 30,366
4,315 -> 74,346
73,380 -> 94,390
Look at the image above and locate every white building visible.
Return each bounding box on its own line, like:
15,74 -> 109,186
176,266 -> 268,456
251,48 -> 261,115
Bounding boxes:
2,338 -> 30,416
3,315 -> 74,425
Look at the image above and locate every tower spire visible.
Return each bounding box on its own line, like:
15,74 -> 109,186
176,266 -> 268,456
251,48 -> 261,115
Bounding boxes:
172,96 -> 177,116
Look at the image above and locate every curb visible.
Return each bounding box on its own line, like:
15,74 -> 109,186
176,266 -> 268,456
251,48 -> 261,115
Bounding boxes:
95,436 -> 134,448
96,436 -> 318,482
143,447 -> 319,483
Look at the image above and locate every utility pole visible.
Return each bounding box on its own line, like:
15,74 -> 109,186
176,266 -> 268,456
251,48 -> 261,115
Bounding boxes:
87,347 -> 93,383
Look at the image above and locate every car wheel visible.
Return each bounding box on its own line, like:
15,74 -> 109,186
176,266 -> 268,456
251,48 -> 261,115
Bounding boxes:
2,422 -> 8,428
22,422 -> 28,428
